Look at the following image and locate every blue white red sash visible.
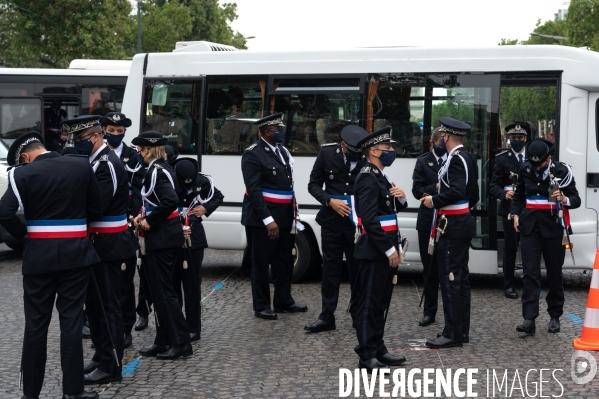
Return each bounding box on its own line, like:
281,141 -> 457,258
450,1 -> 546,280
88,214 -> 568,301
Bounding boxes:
361,215 -> 398,234
260,188 -> 294,204
89,214 -> 128,234
144,206 -> 179,219
26,219 -> 87,239
331,195 -> 359,226
439,200 -> 469,215
504,185 -> 513,192
525,196 -> 555,210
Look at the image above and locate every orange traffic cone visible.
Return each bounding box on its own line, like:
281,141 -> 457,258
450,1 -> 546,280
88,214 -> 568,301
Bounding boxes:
573,249 -> 599,350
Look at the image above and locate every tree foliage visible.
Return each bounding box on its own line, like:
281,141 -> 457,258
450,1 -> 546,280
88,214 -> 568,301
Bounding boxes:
525,18 -> 568,45
498,38 -> 519,46
567,0 -> 599,50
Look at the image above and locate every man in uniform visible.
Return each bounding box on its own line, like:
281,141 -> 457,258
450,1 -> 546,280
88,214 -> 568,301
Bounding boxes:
353,126 -> 408,371
422,117 -> 479,349
490,122 -> 529,299
511,139 -> 580,335
412,127 -> 446,327
0,131 -> 102,399
62,116 -> 137,384
241,112 -> 307,320
99,112 -> 146,346
304,125 -> 367,333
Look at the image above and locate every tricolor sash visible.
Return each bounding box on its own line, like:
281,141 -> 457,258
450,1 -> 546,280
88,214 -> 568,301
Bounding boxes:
439,200 -> 469,215
244,188 -> 294,204
27,219 -> 87,239
525,196 -> 555,210
504,185 -> 513,192
144,206 -> 179,219
89,214 -> 128,234
361,215 -> 398,234
331,195 -> 359,226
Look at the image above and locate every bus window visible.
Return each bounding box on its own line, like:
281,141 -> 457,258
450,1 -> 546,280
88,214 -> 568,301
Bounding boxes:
143,80 -> 200,155
204,76 -> 265,155
366,74 -> 426,158
0,98 -> 43,146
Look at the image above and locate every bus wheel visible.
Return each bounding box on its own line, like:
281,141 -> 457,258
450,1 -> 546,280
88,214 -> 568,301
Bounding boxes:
292,230 -> 314,283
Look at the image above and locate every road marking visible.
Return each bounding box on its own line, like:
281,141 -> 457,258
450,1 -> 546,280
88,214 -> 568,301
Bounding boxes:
568,313 -> 584,325
122,357 -> 144,375
201,268 -> 237,304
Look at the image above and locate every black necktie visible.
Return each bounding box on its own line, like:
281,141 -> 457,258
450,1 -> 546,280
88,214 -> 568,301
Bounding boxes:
275,147 -> 283,164
346,158 -> 351,170
438,158 -> 443,167
518,154 -> 523,165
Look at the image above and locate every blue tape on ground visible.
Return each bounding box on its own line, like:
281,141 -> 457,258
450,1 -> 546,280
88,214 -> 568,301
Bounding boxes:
122,358 -> 143,375
568,313 -> 584,325
213,282 -> 225,290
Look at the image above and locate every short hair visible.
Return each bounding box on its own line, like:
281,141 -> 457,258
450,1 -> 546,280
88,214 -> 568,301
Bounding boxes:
431,127 -> 442,143
22,142 -> 45,154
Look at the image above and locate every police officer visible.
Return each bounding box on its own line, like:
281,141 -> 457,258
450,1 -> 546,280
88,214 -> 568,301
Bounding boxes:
241,112 -> 307,320
171,157 -> 224,340
412,127 -> 446,327
133,131 -> 193,359
99,112 -> 145,348
490,122 -> 529,299
304,125 -> 367,333
0,131 -> 102,399
511,139 -> 580,335
422,117 -> 479,349
62,116 -> 137,384
353,126 -> 407,371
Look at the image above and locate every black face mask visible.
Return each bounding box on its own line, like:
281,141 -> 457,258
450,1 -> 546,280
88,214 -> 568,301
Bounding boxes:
345,152 -> 360,163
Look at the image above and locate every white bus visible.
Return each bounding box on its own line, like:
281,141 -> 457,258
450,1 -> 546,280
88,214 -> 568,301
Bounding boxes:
121,44 -> 599,281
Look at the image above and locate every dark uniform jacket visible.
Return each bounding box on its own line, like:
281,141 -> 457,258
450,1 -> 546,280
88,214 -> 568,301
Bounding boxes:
241,139 -> 294,229
0,152 -> 102,274
308,143 -> 365,228
412,151 -> 442,232
353,162 -> 407,262
178,174 -> 224,248
119,144 -> 145,218
142,158 -> 184,250
90,145 -> 137,262
432,146 -> 479,239
511,160 -> 580,238
489,150 -> 522,217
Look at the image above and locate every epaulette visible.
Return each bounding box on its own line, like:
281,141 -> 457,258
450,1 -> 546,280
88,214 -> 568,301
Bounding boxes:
454,150 -> 460,155
321,142 -> 338,147
417,151 -> 430,159
559,161 -> 572,168
99,155 -> 109,162
155,164 -> 163,169
496,150 -> 509,157
360,166 -> 371,174
245,143 -> 257,151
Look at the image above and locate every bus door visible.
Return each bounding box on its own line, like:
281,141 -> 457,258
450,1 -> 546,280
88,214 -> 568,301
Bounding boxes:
586,92 -> 599,248
0,96 -> 44,147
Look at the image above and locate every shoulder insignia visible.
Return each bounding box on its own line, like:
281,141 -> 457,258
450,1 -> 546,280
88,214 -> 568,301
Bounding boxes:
454,150 -> 460,155
99,155 -> 109,162
155,164 -> 163,170
320,142 -> 337,147
417,151 -> 430,159
360,166 -> 371,174
496,151 -> 509,157
245,143 -> 257,151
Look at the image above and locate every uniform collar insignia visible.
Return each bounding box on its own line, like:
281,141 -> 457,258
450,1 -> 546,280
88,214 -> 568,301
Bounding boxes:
336,148 -> 340,153
428,162 -> 433,166
527,167 -> 530,172
123,158 -> 129,162
374,168 -> 379,174
508,152 -> 512,156
265,146 -> 270,152
196,187 -> 201,191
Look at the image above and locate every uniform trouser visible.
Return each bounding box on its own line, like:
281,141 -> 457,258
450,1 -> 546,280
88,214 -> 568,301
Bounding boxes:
418,230 -> 439,318
119,256 -> 137,334
249,226 -> 295,312
86,261 -> 123,375
520,226 -> 565,320
173,248 -> 204,333
502,216 -> 520,290
437,237 -> 471,341
22,267 -> 89,396
136,256 -> 153,317
145,248 -> 190,346
354,260 -> 395,361
319,225 -> 360,324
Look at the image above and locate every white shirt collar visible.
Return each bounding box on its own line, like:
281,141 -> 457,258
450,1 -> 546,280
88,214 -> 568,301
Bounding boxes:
432,151 -> 447,164
448,144 -> 464,156
511,148 -> 526,159
112,142 -> 124,159
89,143 -> 107,163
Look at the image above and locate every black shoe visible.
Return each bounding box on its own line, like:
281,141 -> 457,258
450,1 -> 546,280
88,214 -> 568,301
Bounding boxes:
254,309 -> 277,320
123,332 -> 132,349
425,336 -> 463,348
304,319 -> 336,333
83,368 -> 122,385
190,332 -> 201,342
274,303 -> 308,313
548,318 -> 560,333
505,288 -> 518,299
62,391 -> 99,399
156,343 -> 193,359
134,316 -> 148,331
83,359 -> 99,374
139,344 -> 170,357
82,325 -> 91,339
516,319 -> 536,334
419,316 -> 435,326
377,352 -> 406,366
358,358 -> 387,373
436,332 -> 469,343
22,396 -> 38,399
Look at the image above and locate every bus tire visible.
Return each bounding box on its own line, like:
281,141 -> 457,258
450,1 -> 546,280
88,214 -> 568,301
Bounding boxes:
292,230 -> 313,283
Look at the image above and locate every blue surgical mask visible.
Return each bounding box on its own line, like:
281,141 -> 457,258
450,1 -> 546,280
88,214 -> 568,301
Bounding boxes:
105,133 -> 125,148
378,150 -> 396,167
510,140 -> 526,153
432,143 -> 446,157
273,129 -> 285,144
74,138 -> 94,156
136,151 -> 147,166
439,137 -> 447,152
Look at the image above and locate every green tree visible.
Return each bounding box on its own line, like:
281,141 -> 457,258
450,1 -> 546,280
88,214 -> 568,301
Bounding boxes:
567,0 -> 599,50
133,1 -> 193,53
498,38 -> 519,46
0,0 -> 133,68
525,18 -> 568,45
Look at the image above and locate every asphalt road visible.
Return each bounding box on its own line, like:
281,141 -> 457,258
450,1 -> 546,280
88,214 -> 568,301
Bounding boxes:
0,244 -> 598,398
